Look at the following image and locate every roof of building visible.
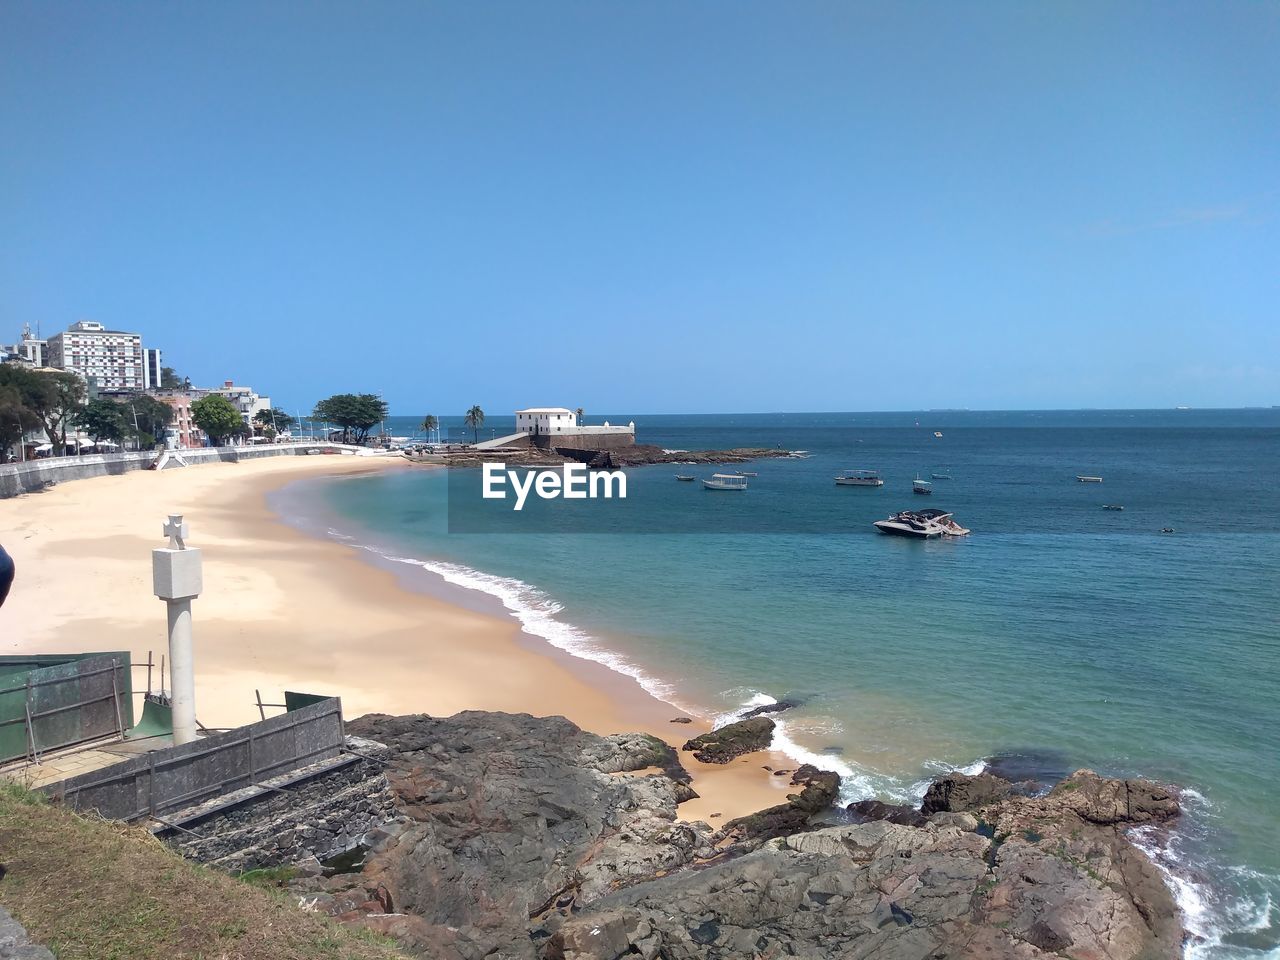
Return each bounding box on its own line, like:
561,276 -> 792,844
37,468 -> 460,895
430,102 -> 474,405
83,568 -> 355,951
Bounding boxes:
515,407 -> 574,414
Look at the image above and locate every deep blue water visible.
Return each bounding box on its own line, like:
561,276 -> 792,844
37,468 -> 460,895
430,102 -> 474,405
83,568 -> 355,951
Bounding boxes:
293,410 -> 1280,958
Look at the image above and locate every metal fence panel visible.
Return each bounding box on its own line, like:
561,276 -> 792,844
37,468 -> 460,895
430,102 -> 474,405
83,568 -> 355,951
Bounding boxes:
0,655 -> 132,763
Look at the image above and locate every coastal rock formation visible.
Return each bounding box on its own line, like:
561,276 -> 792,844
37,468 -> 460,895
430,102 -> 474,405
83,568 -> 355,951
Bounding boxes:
283,712 -> 1183,960
680,717 -> 775,764
739,698 -> 800,719
920,770 -> 1016,814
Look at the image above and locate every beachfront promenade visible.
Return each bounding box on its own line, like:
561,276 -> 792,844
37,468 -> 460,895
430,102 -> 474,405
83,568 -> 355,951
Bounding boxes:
0,442 -> 392,498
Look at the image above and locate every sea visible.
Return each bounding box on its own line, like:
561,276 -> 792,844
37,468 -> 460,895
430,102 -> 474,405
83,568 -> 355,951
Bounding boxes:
277,409 -> 1280,959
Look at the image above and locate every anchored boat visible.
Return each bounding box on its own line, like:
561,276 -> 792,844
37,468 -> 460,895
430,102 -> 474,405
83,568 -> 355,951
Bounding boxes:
1077,476 -> 1104,483
703,473 -> 748,491
874,509 -> 971,539
835,469 -> 884,487
674,474 -> 695,482
912,475 -> 933,495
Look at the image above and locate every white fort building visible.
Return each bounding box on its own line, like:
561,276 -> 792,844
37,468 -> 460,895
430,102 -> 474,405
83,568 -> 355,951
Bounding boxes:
507,407 -> 635,451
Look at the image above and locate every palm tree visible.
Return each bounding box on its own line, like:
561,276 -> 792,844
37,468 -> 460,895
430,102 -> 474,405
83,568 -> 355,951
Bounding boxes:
575,406 -> 584,426
420,414 -> 438,442
464,405 -> 484,444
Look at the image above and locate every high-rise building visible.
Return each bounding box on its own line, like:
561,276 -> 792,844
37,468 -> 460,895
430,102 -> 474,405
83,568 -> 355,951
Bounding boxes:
143,348 -> 163,390
47,321 -> 144,391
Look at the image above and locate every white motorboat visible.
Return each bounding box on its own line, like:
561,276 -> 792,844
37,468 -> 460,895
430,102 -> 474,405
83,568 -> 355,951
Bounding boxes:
1077,476 -> 1104,483
675,474 -> 695,482
913,475 -> 933,495
736,470 -> 758,477
703,474 -> 748,491
874,509 -> 970,539
835,469 -> 884,487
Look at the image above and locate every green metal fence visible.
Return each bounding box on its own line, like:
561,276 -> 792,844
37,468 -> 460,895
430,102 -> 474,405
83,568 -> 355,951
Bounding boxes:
0,654 -> 134,764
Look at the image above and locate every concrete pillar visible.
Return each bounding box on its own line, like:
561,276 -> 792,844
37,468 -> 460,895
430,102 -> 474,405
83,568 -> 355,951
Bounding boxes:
152,514 -> 203,745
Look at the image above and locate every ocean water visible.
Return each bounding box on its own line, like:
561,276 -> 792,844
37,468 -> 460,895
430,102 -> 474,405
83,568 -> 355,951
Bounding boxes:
287,410 -> 1280,959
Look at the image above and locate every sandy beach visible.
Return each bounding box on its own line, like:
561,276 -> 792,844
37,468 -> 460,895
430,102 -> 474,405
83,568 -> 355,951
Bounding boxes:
0,454 -> 794,821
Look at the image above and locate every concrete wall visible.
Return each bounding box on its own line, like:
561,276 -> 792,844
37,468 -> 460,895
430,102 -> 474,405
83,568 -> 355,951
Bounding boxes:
0,443 -> 387,499
536,431 -> 636,452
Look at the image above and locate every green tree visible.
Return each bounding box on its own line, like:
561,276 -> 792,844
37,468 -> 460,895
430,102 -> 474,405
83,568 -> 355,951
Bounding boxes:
252,407 -> 296,433
190,394 -> 244,446
575,406 -> 584,426
77,398 -> 130,445
464,405 -> 484,444
0,382 -> 42,456
420,414 -> 438,438
159,366 -> 184,389
0,368 -> 87,455
128,394 -> 175,448
312,394 -> 388,444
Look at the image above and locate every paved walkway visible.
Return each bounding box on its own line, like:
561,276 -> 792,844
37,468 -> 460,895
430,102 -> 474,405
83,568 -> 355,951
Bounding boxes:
0,734 -> 172,790
0,906 -> 54,960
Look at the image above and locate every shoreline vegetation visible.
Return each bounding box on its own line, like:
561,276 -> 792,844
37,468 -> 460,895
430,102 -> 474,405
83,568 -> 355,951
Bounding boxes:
0,454 -> 1190,958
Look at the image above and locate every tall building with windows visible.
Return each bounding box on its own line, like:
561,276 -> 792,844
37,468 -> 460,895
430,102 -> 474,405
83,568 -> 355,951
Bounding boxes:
143,348 -> 163,390
47,321 -> 144,391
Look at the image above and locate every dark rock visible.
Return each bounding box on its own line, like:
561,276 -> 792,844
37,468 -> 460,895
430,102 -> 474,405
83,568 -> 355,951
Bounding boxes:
668,717 -> 693,724
739,699 -> 800,719
680,717 -> 774,764
722,765 -> 841,844
920,771 -> 1013,815
296,712 -> 1183,960
846,799 -> 928,827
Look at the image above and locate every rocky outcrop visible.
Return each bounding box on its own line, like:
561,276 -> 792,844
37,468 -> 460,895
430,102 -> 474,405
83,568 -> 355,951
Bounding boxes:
280,712 -> 1182,960
739,698 -> 800,719
920,770 -> 1015,814
681,717 -> 775,764
846,797 -> 928,827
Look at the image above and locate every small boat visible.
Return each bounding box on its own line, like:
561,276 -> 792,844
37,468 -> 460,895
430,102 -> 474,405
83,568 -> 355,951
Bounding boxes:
913,475 -> 933,495
1161,527 -> 1176,534
930,472 -> 952,480
736,471 -> 758,477
1103,504 -> 1124,511
874,509 -> 970,539
1077,476 -> 1104,483
835,469 -> 884,487
675,474 -> 695,482
703,473 -> 748,491
933,431 -> 943,438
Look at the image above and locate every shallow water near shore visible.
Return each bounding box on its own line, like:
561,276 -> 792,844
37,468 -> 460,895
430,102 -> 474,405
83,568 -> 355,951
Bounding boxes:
283,409 -> 1279,959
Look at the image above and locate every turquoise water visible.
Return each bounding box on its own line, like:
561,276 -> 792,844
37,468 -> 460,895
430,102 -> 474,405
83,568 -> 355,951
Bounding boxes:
288,410 -> 1279,958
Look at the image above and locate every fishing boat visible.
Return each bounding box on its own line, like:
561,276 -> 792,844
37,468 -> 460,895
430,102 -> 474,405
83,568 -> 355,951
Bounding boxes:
1103,504 -> 1124,511
703,474 -> 748,491
1077,476 -> 1104,483
675,474 -> 695,482
931,471 -> 952,480
874,509 -> 971,539
912,475 -> 933,495
835,469 -> 884,487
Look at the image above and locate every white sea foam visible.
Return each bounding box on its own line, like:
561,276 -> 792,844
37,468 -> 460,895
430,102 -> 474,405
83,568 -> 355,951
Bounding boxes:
1128,789 -> 1280,960
347,543 -> 684,707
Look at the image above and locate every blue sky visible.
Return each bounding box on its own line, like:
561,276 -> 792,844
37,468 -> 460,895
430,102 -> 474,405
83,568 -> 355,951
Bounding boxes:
2,2 -> 1277,414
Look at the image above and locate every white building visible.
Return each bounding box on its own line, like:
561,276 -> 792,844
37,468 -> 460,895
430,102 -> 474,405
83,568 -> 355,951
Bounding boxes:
515,407 -> 579,436
3,323 -> 49,367
212,380 -> 271,424
47,321 -> 144,391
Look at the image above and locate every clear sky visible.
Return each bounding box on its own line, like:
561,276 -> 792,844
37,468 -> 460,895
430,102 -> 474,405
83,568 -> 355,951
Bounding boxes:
2,2 -> 1277,415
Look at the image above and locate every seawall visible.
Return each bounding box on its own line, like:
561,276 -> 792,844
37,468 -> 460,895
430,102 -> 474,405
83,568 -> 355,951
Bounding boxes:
0,443 -> 388,499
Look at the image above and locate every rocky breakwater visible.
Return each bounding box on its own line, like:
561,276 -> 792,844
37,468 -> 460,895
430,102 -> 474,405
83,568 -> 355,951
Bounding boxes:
282,711 -> 1185,960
